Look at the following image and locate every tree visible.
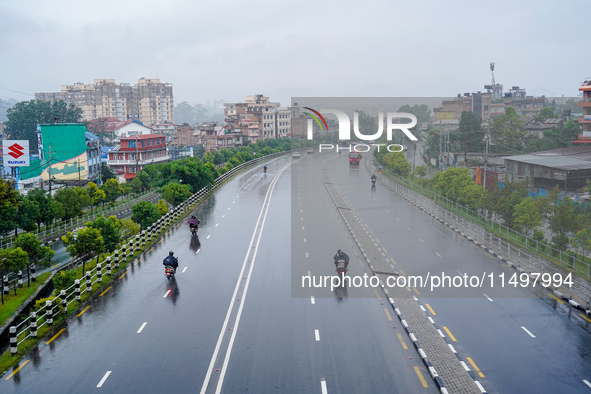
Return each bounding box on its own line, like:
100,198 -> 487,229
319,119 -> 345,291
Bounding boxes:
5,100 -> 83,151
549,198 -> 582,250
174,101 -> 208,125
131,201 -> 161,229
0,179 -> 20,236
86,182 -> 106,212
101,163 -> 116,183
414,165 -> 427,180
512,197 -> 542,236
572,229 -> 591,259
26,188 -> 59,226
383,152 -> 411,177
87,215 -> 121,253
483,181 -> 528,227
398,104 -> 431,125
0,247 -> 28,298
135,170 -> 152,191
101,178 -> 123,203
120,218 -> 140,239
17,196 -> 40,233
54,188 -> 84,220
129,177 -> 144,194
74,186 -> 92,211
536,107 -> 557,122
156,199 -> 169,216
161,182 -> 192,206
459,111 -> 484,162
62,227 -> 104,274
490,107 -> 527,151
14,233 -> 55,286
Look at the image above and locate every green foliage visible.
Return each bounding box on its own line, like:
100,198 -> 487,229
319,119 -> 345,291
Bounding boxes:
0,247 -> 29,274
398,104 -> 431,125
572,229 -> 591,257
101,163 -> 116,183
156,199 -> 169,216
5,99 -> 83,151
490,107 -> 526,151
459,111 -> 484,153
62,227 -> 104,262
26,188 -> 59,226
120,218 -> 140,238
14,233 -> 55,269
383,152 -> 411,177
52,270 -> 77,291
17,196 -> 40,232
414,165 -> 427,179
87,215 -> 122,253
484,181 -> 528,227
86,182 -> 106,210
431,168 -> 481,205
129,177 -> 143,194
54,188 -> 84,220
101,178 -> 124,203
549,198 -> 582,240
536,107 -> 557,122
0,179 -> 19,236
74,186 -> 91,210
512,197 -> 542,236
131,201 -> 161,229
161,183 -> 192,206
34,297 -> 63,313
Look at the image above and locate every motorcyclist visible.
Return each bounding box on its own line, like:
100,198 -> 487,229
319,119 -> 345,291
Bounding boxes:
371,174 -> 377,184
163,251 -> 179,272
263,165 -> 267,173
188,215 -> 200,231
333,249 -> 350,270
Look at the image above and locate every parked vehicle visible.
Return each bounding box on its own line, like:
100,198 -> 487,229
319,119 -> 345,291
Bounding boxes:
307,147 -> 314,154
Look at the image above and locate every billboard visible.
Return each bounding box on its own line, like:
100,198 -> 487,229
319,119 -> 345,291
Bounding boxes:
3,140 -> 30,166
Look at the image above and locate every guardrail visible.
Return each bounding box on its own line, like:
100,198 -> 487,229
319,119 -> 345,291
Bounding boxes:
365,158 -> 591,307
3,151 -> 287,355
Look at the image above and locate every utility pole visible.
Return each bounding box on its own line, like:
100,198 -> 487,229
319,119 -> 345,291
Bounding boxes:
48,143 -> 53,194
412,142 -> 417,172
483,125 -> 489,191
78,159 -> 81,186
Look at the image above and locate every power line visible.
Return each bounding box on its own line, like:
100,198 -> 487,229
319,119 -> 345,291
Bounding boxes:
0,86 -> 35,97
0,64 -> 62,86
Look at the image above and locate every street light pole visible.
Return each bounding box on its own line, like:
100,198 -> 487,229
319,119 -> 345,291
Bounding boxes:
483,125 -> 489,191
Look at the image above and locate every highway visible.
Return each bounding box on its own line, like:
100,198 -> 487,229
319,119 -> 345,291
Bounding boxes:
2,150 -> 590,393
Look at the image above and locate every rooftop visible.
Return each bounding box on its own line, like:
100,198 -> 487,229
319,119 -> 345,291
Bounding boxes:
505,147 -> 591,171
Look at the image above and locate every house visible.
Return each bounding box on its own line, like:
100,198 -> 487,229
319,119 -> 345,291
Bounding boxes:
107,134 -> 169,181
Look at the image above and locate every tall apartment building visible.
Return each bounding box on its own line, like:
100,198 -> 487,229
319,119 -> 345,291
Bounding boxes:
225,95 -> 290,140
35,78 -> 173,126
571,79 -> 591,145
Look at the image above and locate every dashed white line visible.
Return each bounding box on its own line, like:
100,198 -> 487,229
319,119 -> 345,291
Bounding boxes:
315,329 -> 320,341
483,293 -> 493,302
435,252 -> 442,257
163,290 -> 171,298
521,326 -> 536,338
301,217 -> 303,221
97,371 -> 112,387
305,252 -> 309,258
396,218 -> 400,221
232,201 -> 235,204
311,296 -> 315,304
407,227 -> 411,231
227,207 -> 231,211
182,267 -> 188,273
206,235 -> 211,239
321,378 -> 328,394
303,238 -> 307,243
215,223 -> 219,227
583,380 -> 591,389
196,249 -> 201,254
302,226 -> 305,231
137,322 -> 147,334
222,214 -> 225,218
419,238 -> 424,243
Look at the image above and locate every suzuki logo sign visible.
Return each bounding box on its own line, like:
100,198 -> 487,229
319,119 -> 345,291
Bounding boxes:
3,140 -> 30,166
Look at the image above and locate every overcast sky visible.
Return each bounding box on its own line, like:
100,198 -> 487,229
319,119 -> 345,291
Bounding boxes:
0,0 -> 587,108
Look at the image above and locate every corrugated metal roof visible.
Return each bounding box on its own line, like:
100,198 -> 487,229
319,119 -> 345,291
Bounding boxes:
505,152 -> 591,170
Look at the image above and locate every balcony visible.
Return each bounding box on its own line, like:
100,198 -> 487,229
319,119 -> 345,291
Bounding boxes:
579,98 -> 591,107
107,155 -> 170,166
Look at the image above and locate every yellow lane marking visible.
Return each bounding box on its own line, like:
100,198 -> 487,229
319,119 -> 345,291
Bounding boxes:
118,271 -> 127,279
4,360 -> 30,380
373,289 -> 382,299
397,333 -> 408,350
447,228 -> 453,232
414,366 -> 428,387
579,314 -> 591,323
399,270 -> 407,277
147,247 -> 154,254
390,258 -> 397,265
375,238 -> 380,244
548,293 -> 564,304
485,252 -> 494,259
443,326 -> 457,341
382,247 -> 388,254
77,305 -> 91,317
384,308 -> 393,321
46,328 -> 66,345
412,286 -> 421,295
51,263 -> 60,269
158,239 -> 162,244
99,286 -> 112,297
467,357 -> 485,377
425,304 -> 436,315
358,260 -> 364,267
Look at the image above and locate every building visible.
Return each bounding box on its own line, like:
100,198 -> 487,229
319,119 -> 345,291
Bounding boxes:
523,117 -> 563,138
504,146 -> 591,191
223,94 -> 290,142
87,117 -> 154,144
571,79 -> 591,146
35,78 -> 174,126
107,134 -> 169,181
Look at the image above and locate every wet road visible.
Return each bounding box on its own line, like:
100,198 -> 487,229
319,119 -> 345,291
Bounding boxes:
1,155 -> 437,393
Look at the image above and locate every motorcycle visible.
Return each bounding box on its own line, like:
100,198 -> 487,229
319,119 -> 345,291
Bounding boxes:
190,224 -> 198,236
188,218 -> 200,235
335,259 -> 348,276
263,166 -> 267,173
371,176 -> 376,186
165,265 -> 176,280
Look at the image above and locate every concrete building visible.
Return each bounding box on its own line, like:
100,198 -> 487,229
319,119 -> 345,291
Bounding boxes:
504,146 -> 591,191
36,78 -> 174,126
571,79 -> 591,146
224,94 -> 289,141
107,134 -> 169,181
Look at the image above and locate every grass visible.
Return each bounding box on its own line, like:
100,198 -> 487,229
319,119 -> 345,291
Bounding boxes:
0,272 -> 52,327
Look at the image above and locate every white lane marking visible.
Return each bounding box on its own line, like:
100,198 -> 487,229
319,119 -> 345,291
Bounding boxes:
182,267 -> 188,273
233,201 -> 235,204
387,210 -> 390,213
315,329 -> 320,341
308,271 -> 311,276
196,249 -> 201,254
396,218 -> 400,221
456,270 -> 463,275
390,264 -> 395,269
227,207 -> 230,211
521,326 -> 536,338
206,235 -> 211,239
201,162 -> 290,394
163,290 -> 171,298
483,293 -> 493,302
137,322 -> 147,334
301,217 -> 303,221
305,252 -> 309,258
222,214 -> 225,218
302,226 -> 305,231
583,380 -> 591,389
419,238 -> 424,243
407,227 -> 411,231
215,223 -> 219,227
303,238 -> 307,243
311,296 -> 315,304
435,252 -> 442,257
97,371 -> 112,387
321,378 -> 328,394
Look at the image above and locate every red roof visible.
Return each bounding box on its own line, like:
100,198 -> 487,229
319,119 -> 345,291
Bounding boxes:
124,173 -> 136,180
570,139 -> 591,144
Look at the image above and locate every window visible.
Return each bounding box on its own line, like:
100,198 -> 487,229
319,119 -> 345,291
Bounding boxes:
128,140 -> 136,148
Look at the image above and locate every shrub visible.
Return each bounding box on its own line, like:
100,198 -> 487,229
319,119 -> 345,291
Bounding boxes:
52,270 -> 77,291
